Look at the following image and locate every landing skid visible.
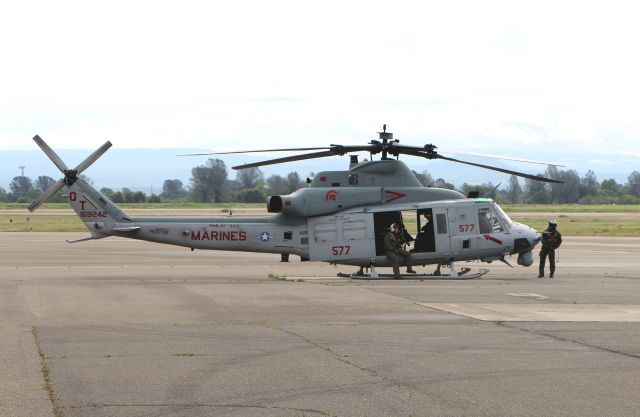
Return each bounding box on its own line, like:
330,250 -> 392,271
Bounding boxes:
340,268 -> 489,280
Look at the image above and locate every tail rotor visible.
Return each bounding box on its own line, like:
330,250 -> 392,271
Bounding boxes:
28,135 -> 112,212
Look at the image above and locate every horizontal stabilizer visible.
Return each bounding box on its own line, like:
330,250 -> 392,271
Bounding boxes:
112,226 -> 141,232
66,235 -> 107,244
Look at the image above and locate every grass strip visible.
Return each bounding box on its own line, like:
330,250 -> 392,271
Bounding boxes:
32,327 -> 63,417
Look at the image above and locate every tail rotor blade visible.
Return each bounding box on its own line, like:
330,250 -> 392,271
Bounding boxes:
27,178 -> 66,212
32,135 -> 69,172
74,141 -> 112,174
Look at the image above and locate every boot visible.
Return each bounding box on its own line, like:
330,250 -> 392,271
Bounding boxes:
406,268 -> 416,274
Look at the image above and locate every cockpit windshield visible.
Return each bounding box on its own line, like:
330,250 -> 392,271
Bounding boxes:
493,203 -> 513,229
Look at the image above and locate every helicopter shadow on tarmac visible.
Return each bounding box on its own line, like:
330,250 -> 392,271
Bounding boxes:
340,267 -> 490,280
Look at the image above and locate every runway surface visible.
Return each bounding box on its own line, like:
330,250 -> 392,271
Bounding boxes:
1,232 -> 640,417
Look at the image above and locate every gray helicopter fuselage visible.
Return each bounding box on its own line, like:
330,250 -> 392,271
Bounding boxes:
31,136 -> 541,272
68,178 -> 539,269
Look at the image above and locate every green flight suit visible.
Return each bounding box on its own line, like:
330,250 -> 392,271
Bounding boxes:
539,227 -> 562,277
384,230 -> 413,277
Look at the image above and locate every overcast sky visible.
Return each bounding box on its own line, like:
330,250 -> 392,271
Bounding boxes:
1,1 -> 639,171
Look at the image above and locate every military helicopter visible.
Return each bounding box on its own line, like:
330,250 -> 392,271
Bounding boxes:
28,127 -> 562,279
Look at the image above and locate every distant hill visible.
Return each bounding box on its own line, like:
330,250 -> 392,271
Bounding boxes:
1,148 -> 636,192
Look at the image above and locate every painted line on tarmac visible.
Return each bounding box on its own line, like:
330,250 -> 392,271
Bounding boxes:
5,266 -> 71,269
172,265 -> 210,268
565,249 -> 639,254
418,303 -> 640,322
508,293 -> 549,300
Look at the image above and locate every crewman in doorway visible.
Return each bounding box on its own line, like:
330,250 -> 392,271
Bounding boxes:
539,219 -> 562,278
398,223 -> 415,248
414,212 -> 441,275
415,212 -> 435,252
385,223 -> 416,278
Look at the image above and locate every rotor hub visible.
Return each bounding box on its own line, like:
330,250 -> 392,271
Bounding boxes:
423,144 -> 438,159
376,124 -> 399,160
63,169 -> 78,186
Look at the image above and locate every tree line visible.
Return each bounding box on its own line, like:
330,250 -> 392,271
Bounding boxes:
0,158 -> 306,204
3,158 -> 640,205
415,167 -> 640,205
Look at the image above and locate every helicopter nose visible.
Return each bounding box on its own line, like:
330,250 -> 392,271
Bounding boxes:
511,222 -> 541,253
510,222 -> 540,267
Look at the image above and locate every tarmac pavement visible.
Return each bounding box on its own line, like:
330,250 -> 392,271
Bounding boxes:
1,232 -> 640,417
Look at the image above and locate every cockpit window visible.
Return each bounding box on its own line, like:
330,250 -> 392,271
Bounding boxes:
478,207 -> 503,233
493,203 -> 512,229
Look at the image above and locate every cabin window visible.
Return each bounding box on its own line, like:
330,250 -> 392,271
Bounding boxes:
284,231 -> 292,240
478,207 -> 503,233
348,174 -> 359,185
343,220 -> 366,240
436,213 -> 448,234
314,223 -> 338,242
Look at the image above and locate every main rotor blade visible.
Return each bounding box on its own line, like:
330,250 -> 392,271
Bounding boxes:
180,145 -> 374,157
215,147 -> 333,154
178,147 -> 330,156
393,144 -> 564,167
176,152 -> 224,156
436,154 -> 563,183
389,144 -> 432,155
232,150 -> 340,170
27,178 -> 66,212
402,149 -> 562,183
32,135 -> 69,172
231,146 -> 374,169
438,149 -> 565,167
74,141 -> 112,174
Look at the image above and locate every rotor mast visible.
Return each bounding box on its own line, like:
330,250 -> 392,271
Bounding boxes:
375,124 -> 398,160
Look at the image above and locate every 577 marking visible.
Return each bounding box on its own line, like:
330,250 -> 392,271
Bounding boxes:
331,245 -> 351,256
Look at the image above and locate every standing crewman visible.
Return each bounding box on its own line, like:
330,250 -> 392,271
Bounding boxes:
539,219 -> 562,278
385,223 -> 416,279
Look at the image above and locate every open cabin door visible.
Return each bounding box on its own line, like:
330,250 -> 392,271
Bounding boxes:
373,209 -> 452,261
308,212 -> 375,261
373,211 -> 403,256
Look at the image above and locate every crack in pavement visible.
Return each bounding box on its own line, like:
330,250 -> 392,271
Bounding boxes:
504,323 -> 640,361
59,403 -> 332,415
276,325 -> 428,400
